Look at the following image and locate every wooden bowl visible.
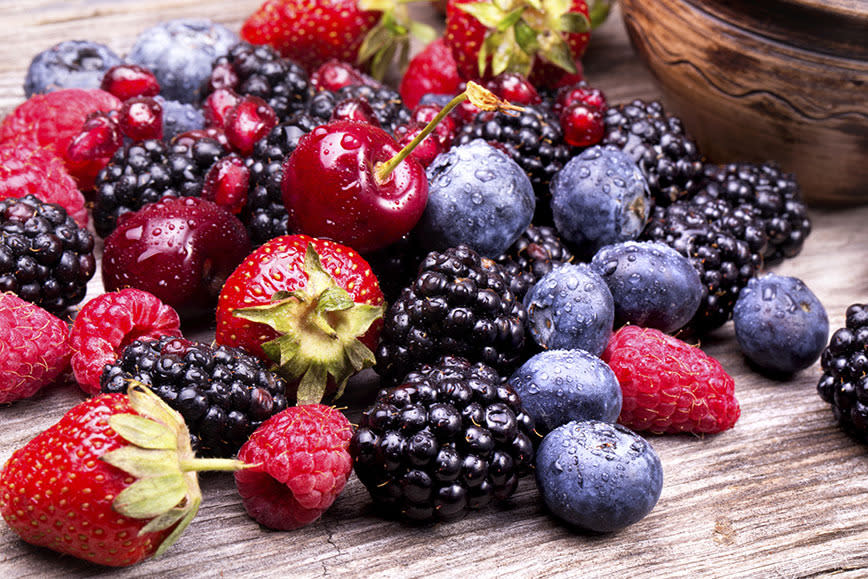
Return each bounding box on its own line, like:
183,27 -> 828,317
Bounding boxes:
619,0 -> 868,206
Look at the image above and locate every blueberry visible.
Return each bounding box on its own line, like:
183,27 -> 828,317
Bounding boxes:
417,139 -> 535,257
733,273 -> 829,375
126,19 -> 238,103
418,94 -> 454,108
508,349 -> 622,435
550,145 -> 650,258
535,420 -> 663,533
156,97 -> 205,140
25,40 -> 122,97
591,240 -> 703,333
523,263 -> 614,356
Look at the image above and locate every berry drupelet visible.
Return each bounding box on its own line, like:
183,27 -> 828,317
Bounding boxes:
818,304 -> 868,442
101,335 -> 289,458
0,195 -> 95,314
306,84 -> 411,135
495,224 -> 574,300
205,42 -> 311,122
351,355 -> 535,522
93,137 -> 225,237
375,246 -> 527,385
601,99 -> 704,207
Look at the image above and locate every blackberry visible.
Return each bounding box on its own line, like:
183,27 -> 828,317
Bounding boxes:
696,162 -> 811,266
243,113 -> 318,244
101,335 -> 289,457
495,224 -> 574,300
454,104 -> 572,222
350,355 -> 535,522
93,137 -> 225,237
307,84 -> 411,135
601,99 -> 704,207
641,201 -> 757,333
688,193 -> 768,269
818,304 -> 868,442
362,232 -> 427,303
375,246 -> 527,385
0,195 -> 95,314
205,42 -> 311,122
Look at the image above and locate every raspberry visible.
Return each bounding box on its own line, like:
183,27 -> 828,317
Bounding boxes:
0,292 -> 71,403
69,288 -> 181,395
0,89 -> 122,190
0,140 -> 88,227
601,326 -> 741,434
235,404 -> 353,530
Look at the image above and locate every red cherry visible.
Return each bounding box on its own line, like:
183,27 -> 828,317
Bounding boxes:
207,62 -> 240,93
66,111 -> 122,163
484,73 -> 541,105
224,96 -> 277,156
203,88 -> 241,128
201,155 -> 250,214
310,59 -> 380,92
394,122 -> 444,168
329,98 -> 380,127
118,96 -> 162,141
556,83 -> 608,114
100,65 -> 160,101
102,196 -> 251,321
559,102 -> 605,147
282,120 -> 428,253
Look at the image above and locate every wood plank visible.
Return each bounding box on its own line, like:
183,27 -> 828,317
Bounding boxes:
1,2 -> 867,577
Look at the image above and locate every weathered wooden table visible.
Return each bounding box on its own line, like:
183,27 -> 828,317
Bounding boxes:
1,1 -> 867,577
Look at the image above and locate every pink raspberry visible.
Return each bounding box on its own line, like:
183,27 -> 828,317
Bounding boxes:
69,288 -> 181,395
602,325 -> 741,434
235,404 -> 353,530
0,292 -> 71,403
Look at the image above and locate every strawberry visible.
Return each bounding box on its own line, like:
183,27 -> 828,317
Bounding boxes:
0,292 -> 71,404
240,0 -> 381,73
0,88 -> 122,190
215,235 -> 385,404
0,384 -> 243,567
235,404 -> 353,530
444,0 -> 591,89
601,326 -> 741,434
399,38 -> 461,110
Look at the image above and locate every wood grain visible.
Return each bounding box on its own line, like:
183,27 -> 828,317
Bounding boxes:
2,2 -> 868,577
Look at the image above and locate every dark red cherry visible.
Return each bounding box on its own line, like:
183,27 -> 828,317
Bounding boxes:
66,111 -> 122,163
555,83 -> 608,114
224,96 -> 277,156
203,88 -> 241,128
484,73 -> 541,105
101,64 -> 160,101
310,59 -> 380,92
330,98 -> 380,126
202,155 -> 250,214
119,96 -> 162,141
559,102 -> 605,147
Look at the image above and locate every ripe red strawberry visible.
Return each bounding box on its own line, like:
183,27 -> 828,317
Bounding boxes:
69,288 -> 182,395
0,292 -> 71,404
215,234 -> 385,404
399,38 -> 461,110
602,326 -> 741,434
0,88 -> 121,190
241,0 -> 381,73
0,139 -> 88,227
0,384 -> 243,567
445,0 -> 591,89
235,404 -> 353,530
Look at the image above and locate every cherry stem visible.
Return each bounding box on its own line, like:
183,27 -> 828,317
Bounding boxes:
374,81 -> 524,184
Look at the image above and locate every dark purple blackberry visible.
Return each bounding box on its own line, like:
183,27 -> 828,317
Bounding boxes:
205,42 -> 311,121
375,245 -> 527,385
243,113 -> 318,244
100,335 -> 289,457
93,137 -> 225,237
306,84 -> 411,134
362,232 -> 426,303
818,304 -> 868,442
602,99 -> 704,207
641,201 -> 758,333
454,104 -> 572,223
351,355 -> 535,522
688,193 -> 767,270
696,162 -> 811,266
495,224 -> 574,300
0,195 -> 95,314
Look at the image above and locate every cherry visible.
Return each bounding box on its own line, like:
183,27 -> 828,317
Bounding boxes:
559,102 -> 605,147
203,88 -> 241,128
119,96 -> 163,141
330,98 -> 380,126
484,73 -> 541,105
394,122 -> 444,168
224,96 -> 277,156
207,61 -> 240,93
66,111 -> 122,163
310,59 -> 380,92
555,83 -> 608,114
102,196 -> 251,322
202,155 -> 250,214
100,65 -> 160,101
282,82 -> 523,253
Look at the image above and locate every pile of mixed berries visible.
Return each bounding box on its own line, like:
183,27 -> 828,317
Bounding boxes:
0,0 -> 851,568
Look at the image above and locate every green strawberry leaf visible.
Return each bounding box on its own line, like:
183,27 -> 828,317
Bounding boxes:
497,7 -> 526,31
358,0 -> 398,12
102,448 -> 180,478
457,1 -> 509,29
109,414 -> 177,450
538,31 -> 578,73
408,21 -> 437,44
588,0 -> 613,28
113,473 -> 187,519
514,19 -> 541,54
559,12 -> 591,34
152,496 -> 201,558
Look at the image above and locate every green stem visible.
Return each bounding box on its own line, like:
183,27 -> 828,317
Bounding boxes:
374,91 -> 469,184
180,458 -> 248,472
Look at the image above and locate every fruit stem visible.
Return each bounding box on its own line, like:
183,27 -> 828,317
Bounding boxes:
374,81 -> 524,183
180,458 -> 248,472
